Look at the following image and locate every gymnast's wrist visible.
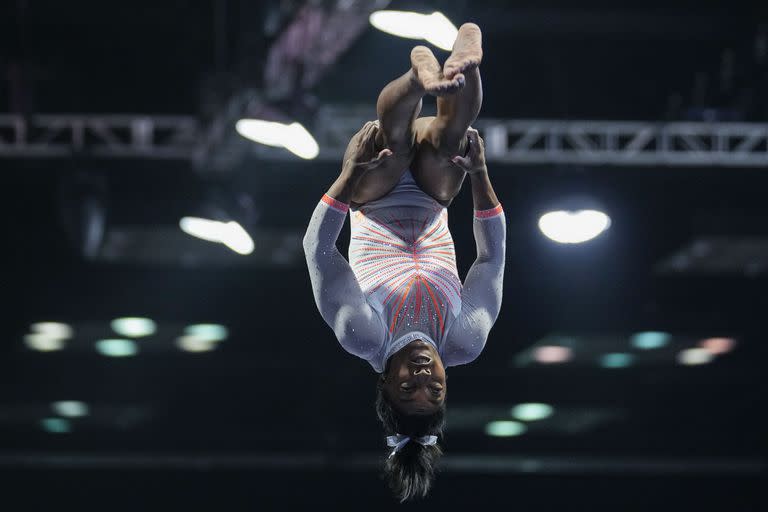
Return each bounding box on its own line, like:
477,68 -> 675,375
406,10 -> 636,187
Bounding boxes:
467,165 -> 488,177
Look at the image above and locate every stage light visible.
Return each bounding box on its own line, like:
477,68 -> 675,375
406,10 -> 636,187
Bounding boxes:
630,331 -> 670,350
30,322 -> 73,340
599,352 -> 634,368
176,335 -> 217,353
698,337 -> 736,355
51,401 -> 89,418
533,345 -> 573,364
24,333 -> 65,352
41,417 -> 71,434
485,420 -> 527,437
95,339 -> 138,357
511,403 -> 554,421
235,119 -> 319,159
111,317 -> 156,337
677,348 -> 714,366
220,221 -> 255,255
369,11 -> 458,51
538,210 -> 610,244
180,217 -> 254,255
184,324 -> 228,342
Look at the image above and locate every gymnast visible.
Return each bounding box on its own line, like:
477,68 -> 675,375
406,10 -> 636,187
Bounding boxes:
303,23 -> 505,501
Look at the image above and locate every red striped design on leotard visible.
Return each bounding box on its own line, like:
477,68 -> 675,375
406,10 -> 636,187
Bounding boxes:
349,207 -> 461,343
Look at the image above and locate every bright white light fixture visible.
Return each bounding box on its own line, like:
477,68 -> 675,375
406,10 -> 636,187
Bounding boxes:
369,11 -> 458,51
511,403 -> 554,421
180,217 -> 254,255
95,339 -> 138,357
235,119 -> 319,159
24,333 -> 65,352
185,324 -> 228,342
485,420 -> 527,437
111,317 -> 157,338
31,322 -> 73,340
176,335 -> 217,353
538,210 -> 611,244
52,401 -> 89,418
677,348 -> 714,366
41,417 -> 71,434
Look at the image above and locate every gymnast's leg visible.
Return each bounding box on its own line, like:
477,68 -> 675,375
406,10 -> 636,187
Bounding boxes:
411,23 -> 483,206
350,47 -> 465,205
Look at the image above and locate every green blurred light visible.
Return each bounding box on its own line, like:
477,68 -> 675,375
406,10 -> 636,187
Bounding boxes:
511,403 -> 554,421
111,317 -> 157,337
51,401 -> 89,418
630,331 -> 671,350
176,336 -> 217,353
95,339 -> 138,357
184,324 -> 228,342
485,420 -> 527,437
41,417 -> 71,433
600,352 -> 634,368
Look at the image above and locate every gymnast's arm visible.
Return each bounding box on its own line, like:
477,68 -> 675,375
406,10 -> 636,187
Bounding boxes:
302,122 -> 393,359
442,129 -> 507,365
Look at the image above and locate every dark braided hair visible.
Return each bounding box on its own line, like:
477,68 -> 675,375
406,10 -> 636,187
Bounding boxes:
375,374 -> 446,502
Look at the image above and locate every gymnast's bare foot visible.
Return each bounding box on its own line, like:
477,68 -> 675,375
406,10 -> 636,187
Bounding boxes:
411,45 -> 465,96
443,23 -> 483,79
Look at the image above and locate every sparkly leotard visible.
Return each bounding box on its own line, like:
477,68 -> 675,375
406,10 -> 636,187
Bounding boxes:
304,169 -> 506,373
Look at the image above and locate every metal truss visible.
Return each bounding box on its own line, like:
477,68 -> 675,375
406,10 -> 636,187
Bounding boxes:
2,113 -> 767,167
0,115 -> 199,159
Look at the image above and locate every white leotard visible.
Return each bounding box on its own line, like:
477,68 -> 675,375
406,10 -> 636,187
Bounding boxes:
303,169 -> 505,373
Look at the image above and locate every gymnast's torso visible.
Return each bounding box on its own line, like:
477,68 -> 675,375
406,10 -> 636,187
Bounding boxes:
349,170 -> 463,370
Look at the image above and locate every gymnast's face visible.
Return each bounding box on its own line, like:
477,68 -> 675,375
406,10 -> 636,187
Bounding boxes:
383,340 -> 447,415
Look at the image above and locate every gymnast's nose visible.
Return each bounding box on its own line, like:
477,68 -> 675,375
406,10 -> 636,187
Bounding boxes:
413,367 -> 431,376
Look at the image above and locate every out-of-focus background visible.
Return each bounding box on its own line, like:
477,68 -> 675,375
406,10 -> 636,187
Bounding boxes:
2,0 -> 767,510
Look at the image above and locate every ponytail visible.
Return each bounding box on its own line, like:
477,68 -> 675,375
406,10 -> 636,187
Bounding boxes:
376,377 -> 446,502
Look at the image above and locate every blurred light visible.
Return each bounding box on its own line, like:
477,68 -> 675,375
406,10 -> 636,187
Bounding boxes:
24,333 -> 65,352
235,119 -> 319,159
220,221 -> 255,255
630,331 -> 671,350
41,417 -> 71,434
600,352 -> 634,368
180,217 -> 225,242
176,335 -> 217,353
31,322 -> 73,339
698,337 -> 736,355
184,324 -> 228,342
369,11 -> 458,51
180,217 -> 254,255
95,339 -> 138,357
538,210 -> 611,244
485,420 -> 527,437
677,348 -> 714,366
51,401 -> 89,418
111,317 -> 156,338
533,345 -> 573,364
511,403 -> 554,421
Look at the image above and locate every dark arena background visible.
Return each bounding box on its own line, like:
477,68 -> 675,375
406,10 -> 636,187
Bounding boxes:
2,1 -> 767,510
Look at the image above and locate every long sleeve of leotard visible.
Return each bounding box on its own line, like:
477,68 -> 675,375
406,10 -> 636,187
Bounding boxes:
303,194 -> 386,360
442,204 -> 506,366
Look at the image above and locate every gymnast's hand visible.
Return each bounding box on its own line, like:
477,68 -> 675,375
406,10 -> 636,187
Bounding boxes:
451,128 -> 487,175
342,121 -> 394,179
